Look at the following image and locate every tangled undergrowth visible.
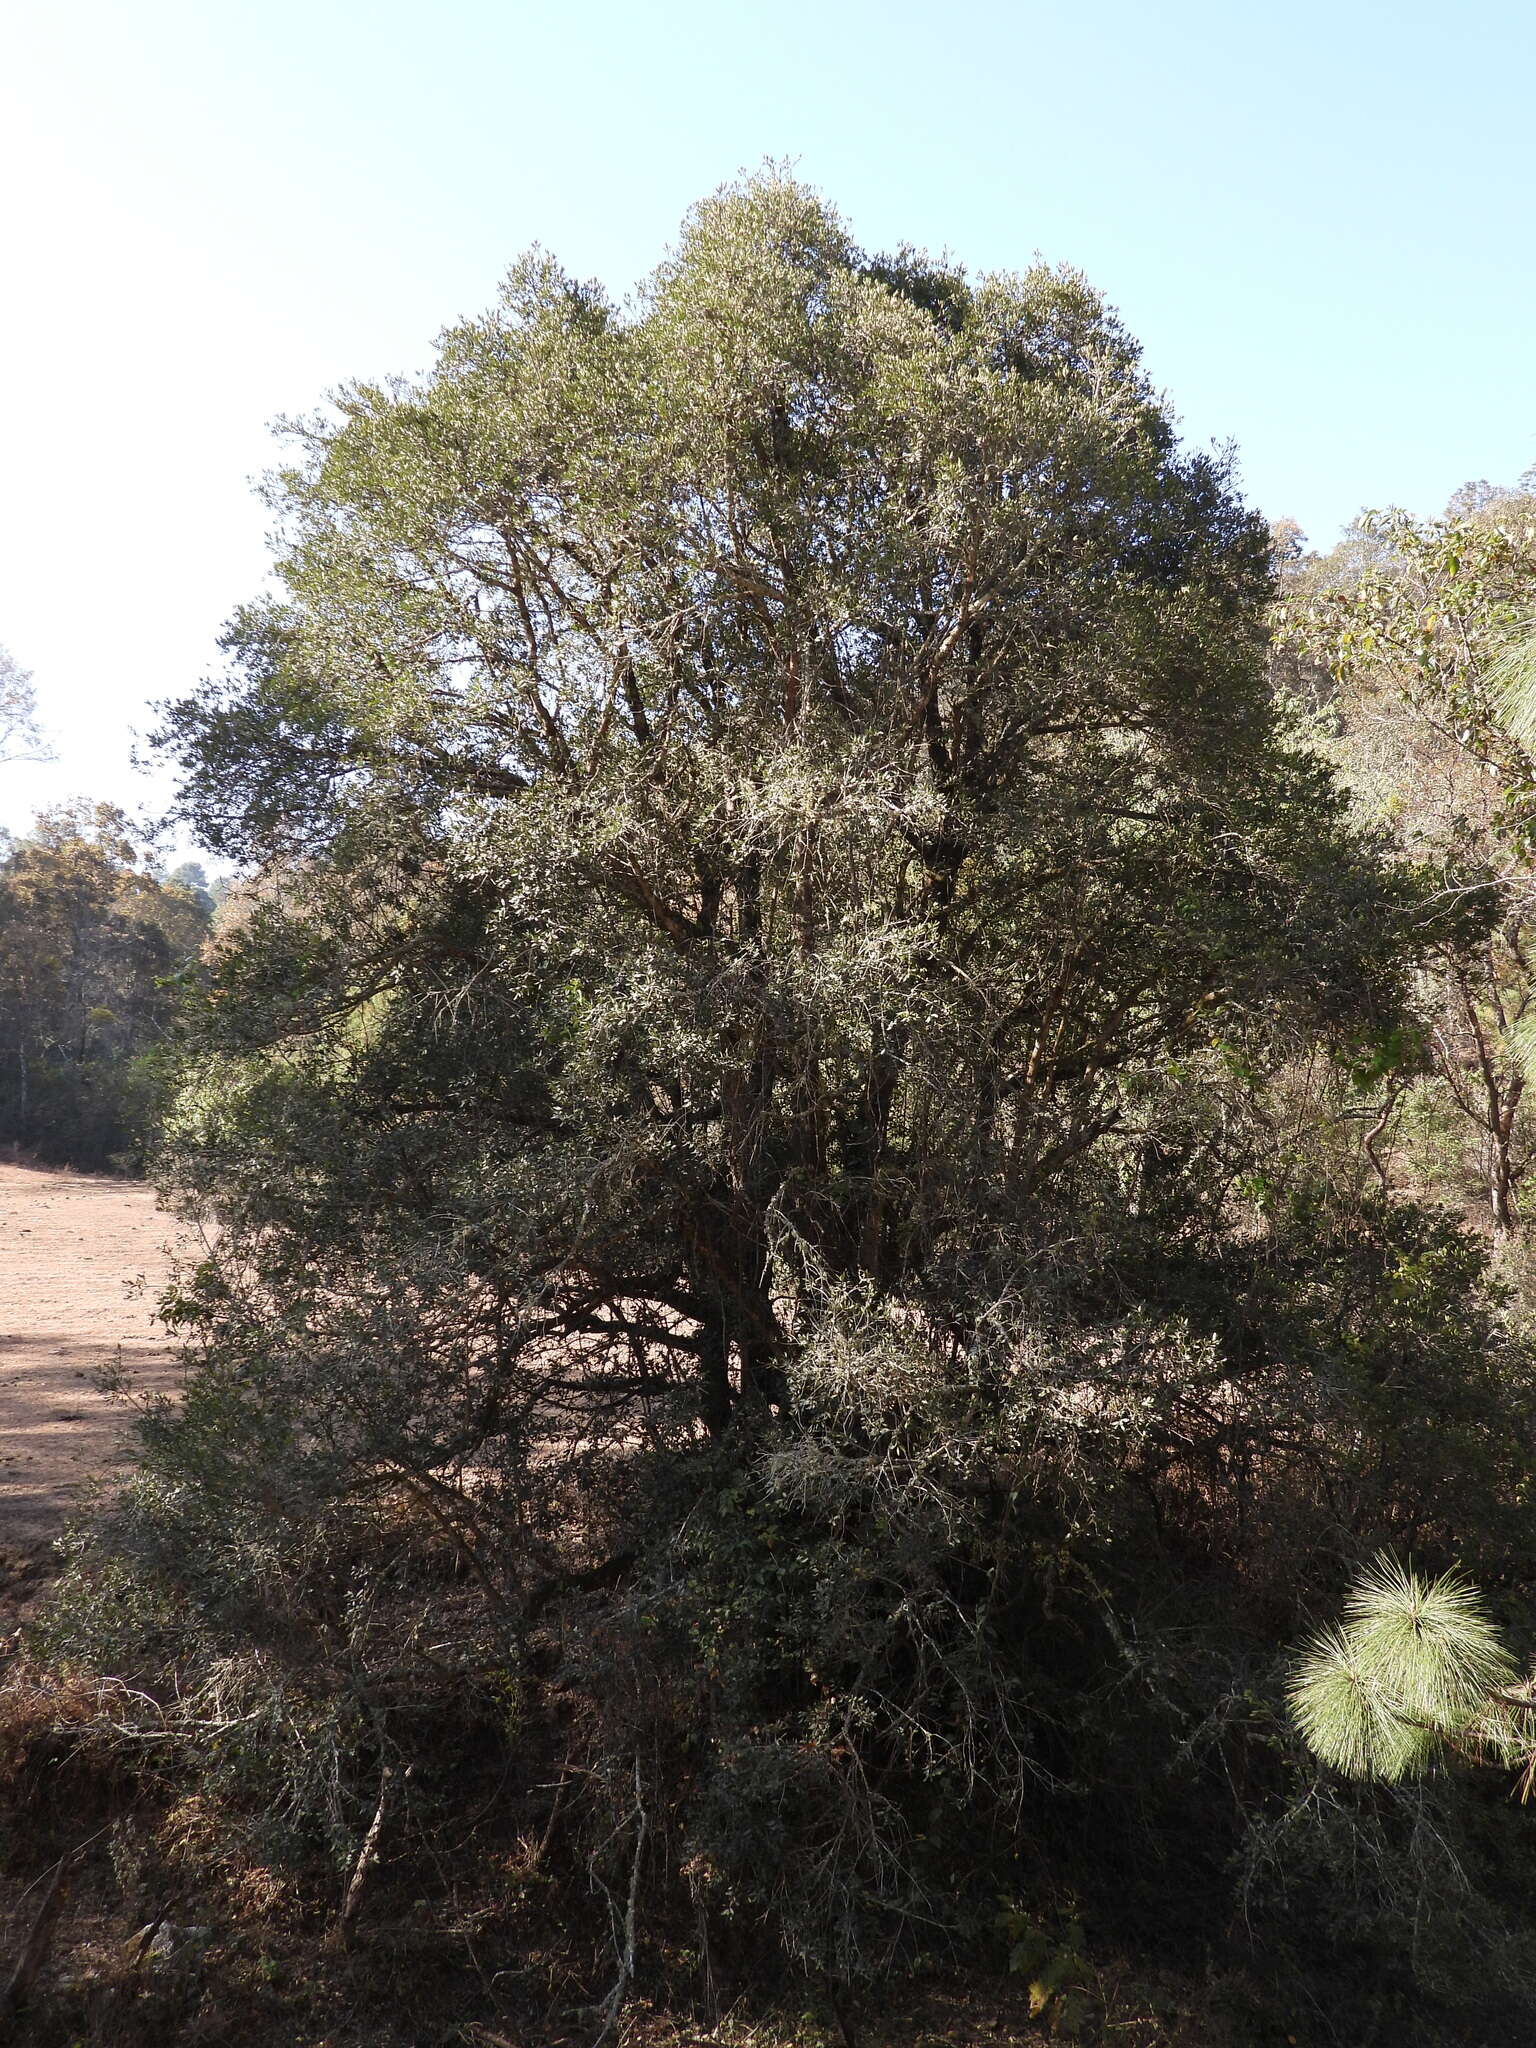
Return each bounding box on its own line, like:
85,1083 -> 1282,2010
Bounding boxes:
11,1192 -> 1536,2047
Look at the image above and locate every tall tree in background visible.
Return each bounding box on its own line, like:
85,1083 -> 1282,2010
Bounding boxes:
0,641 -> 48,763
0,802 -> 209,1168
1280,482 -> 1536,1232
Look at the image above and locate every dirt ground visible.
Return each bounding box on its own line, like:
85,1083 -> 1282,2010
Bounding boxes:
0,1161 -> 186,1615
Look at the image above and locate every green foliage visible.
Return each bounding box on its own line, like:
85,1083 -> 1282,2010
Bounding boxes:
0,802 -> 209,1168
148,169 -> 1433,1453
998,1902 -> 1094,2035
1276,486 -> 1536,1232
1290,1556 -> 1520,1781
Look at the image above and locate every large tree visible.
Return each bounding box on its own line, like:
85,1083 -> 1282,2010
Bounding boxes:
159,174 -> 1426,1446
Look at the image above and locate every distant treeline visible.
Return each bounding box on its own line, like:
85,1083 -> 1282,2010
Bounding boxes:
0,802 -> 216,1170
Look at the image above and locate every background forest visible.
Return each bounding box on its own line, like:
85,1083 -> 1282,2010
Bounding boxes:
0,802 -> 214,1170
8,176 -> 1536,2048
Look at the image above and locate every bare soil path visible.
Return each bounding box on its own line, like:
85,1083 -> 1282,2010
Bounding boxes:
0,1162 -> 186,1614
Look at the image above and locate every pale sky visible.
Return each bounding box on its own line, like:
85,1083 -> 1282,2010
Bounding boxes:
2,0 -> 1533,849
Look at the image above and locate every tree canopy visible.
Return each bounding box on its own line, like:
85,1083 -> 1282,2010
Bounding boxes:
158,174 -> 1435,1441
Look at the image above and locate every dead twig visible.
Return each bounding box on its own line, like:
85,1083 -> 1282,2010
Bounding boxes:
325,1760 -> 410,1951
588,1755 -> 648,2047
1,1824 -> 110,2019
